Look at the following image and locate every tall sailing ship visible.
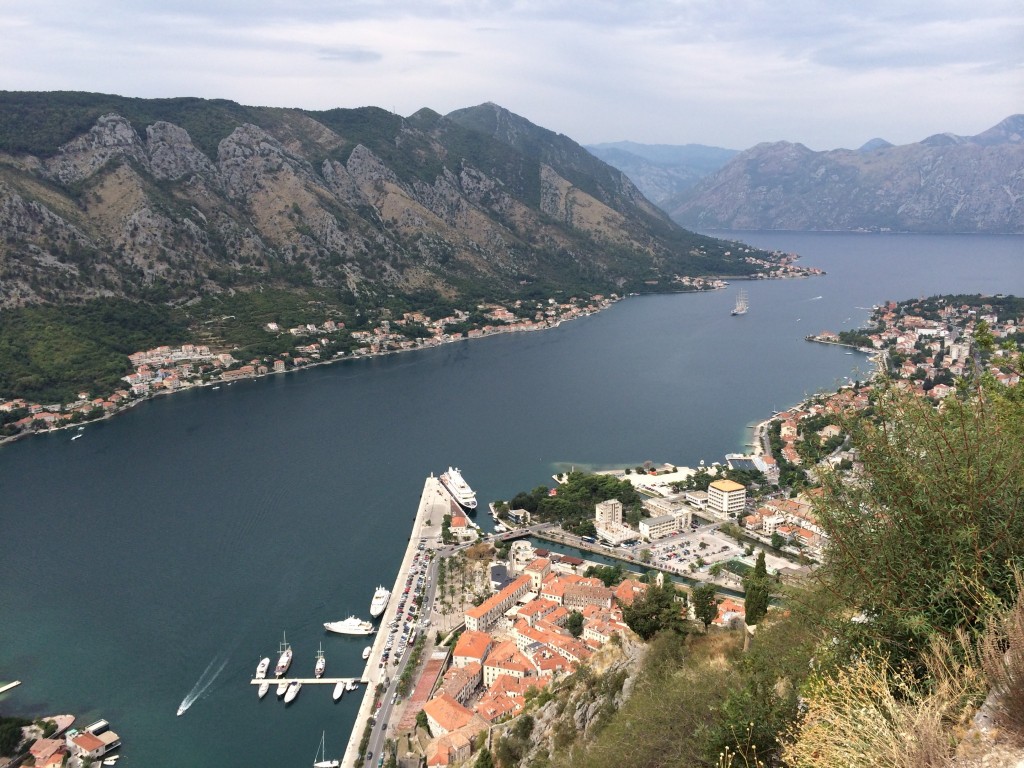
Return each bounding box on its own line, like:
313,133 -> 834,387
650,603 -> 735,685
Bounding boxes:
731,289 -> 749,316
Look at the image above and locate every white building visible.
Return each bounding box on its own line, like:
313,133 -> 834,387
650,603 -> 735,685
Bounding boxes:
595,499 -> 623,526
708,479 -> 746,516
639,514 -> 680,541
594,499 -> 635,545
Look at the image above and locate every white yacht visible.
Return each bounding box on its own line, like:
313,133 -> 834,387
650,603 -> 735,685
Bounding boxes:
369,586 -> 391,618
323,616 -> 374,635
283,680 -> 301,703
440,466 -> 478,510
255,657 -> 270,680
332,681 -> 345,701
258,681 -> 270,698
362,646 -> 372,660
276,679 -> 289,697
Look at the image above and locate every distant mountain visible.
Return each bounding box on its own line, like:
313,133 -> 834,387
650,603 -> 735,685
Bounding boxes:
0,92 -> 766,310
585,141 -> 738,207
669,116 -> 1024,234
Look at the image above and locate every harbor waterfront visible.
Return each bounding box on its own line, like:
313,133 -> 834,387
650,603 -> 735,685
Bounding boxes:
0,233 -> 1022,767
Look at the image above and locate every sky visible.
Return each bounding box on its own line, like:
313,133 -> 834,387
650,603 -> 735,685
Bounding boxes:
2,1 -> 1021,151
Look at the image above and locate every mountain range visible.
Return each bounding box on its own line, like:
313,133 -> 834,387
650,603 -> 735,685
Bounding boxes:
584,141 -> 738,207
661,116 -> 1024,233
0,92 -> 765,311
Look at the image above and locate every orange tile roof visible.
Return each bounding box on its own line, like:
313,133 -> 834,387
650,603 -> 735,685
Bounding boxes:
453,630 -> 492,661
422,694 -> 475,733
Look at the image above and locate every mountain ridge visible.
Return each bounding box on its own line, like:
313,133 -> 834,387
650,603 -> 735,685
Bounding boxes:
0,92 -> 776,311
666,115 -> 1024,233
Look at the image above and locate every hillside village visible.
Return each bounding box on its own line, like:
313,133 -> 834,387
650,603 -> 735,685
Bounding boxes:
0,294 -> 624,439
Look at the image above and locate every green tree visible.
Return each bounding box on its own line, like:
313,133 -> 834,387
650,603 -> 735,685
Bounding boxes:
623,581 -> 686,639
815,384 -> 1024,663
639,548 -> 652,563
565,610 -> 585,638
742,551 -> 771,628
416,709 -> 430,734
692,583 -> 720,631
475,746 -> 494,768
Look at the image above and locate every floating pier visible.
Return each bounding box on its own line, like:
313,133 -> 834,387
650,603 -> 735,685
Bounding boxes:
250,677 -> 364,686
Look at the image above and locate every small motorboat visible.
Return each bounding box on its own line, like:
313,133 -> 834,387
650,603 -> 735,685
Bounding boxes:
258,681 -> 270,699
283,680 -> 302,703
332,681 -> 345,701
362,646 -> 372,660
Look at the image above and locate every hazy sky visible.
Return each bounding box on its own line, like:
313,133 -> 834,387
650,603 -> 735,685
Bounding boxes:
2,1 -> 1021,150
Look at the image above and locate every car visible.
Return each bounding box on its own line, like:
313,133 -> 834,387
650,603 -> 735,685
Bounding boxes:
367,752 -> 373,762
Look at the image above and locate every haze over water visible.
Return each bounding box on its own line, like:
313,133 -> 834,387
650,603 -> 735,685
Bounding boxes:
0,233 -> 1021,766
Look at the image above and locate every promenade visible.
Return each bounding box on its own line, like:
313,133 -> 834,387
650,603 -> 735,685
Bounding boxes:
340,476 -> 449,768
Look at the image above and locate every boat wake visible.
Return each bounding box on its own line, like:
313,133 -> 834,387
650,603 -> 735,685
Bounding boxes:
807,296 -> 823,301
177,653 -> 230,716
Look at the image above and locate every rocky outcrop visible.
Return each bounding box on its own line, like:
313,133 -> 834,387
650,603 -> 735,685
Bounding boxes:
493,634 -> 647,768
670,115 -> 1024,234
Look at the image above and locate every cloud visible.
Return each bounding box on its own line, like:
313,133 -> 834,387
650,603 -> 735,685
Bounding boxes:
0,0 -> 1020,149
317,47 -> 383,63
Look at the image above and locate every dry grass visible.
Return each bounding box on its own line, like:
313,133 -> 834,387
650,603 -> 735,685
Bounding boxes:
980,574 -> 1024,742
782,633 -> 986,768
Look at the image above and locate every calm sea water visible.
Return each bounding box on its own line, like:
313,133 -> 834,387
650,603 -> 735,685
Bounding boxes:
0,233 -> 1021,766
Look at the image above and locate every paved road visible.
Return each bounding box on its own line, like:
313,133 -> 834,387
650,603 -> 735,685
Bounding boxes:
362,551 -> 441,765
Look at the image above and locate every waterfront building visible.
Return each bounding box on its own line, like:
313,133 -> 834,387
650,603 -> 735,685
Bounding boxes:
708,479 -> 747,516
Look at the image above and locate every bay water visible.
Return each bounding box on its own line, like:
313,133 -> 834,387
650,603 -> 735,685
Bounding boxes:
0,232 -> 1021,766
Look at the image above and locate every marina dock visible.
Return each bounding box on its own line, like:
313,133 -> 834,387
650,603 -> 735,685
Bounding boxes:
0,681 -> 21,695
340,475 -> 447,768
249,677 -> 364,686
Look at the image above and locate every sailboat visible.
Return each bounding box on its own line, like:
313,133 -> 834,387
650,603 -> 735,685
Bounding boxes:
731,289 -> 749,316
313,731 -> 340,768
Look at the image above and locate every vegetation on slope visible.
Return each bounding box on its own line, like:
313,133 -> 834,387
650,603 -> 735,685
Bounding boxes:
534,380 -> 1024,768
0,299 -> 187,403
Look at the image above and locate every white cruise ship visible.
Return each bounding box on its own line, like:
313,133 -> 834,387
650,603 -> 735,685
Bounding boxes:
323,616 -> 375,636
440,467 -> 478,511
370,586 -> 391,618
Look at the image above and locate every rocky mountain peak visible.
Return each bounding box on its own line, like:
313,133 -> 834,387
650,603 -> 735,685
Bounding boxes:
46,112 -> 148,184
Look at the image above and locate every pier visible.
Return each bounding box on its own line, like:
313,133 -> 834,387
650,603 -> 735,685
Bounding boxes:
249,677 -> 364,686
0,681 -> 21,695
